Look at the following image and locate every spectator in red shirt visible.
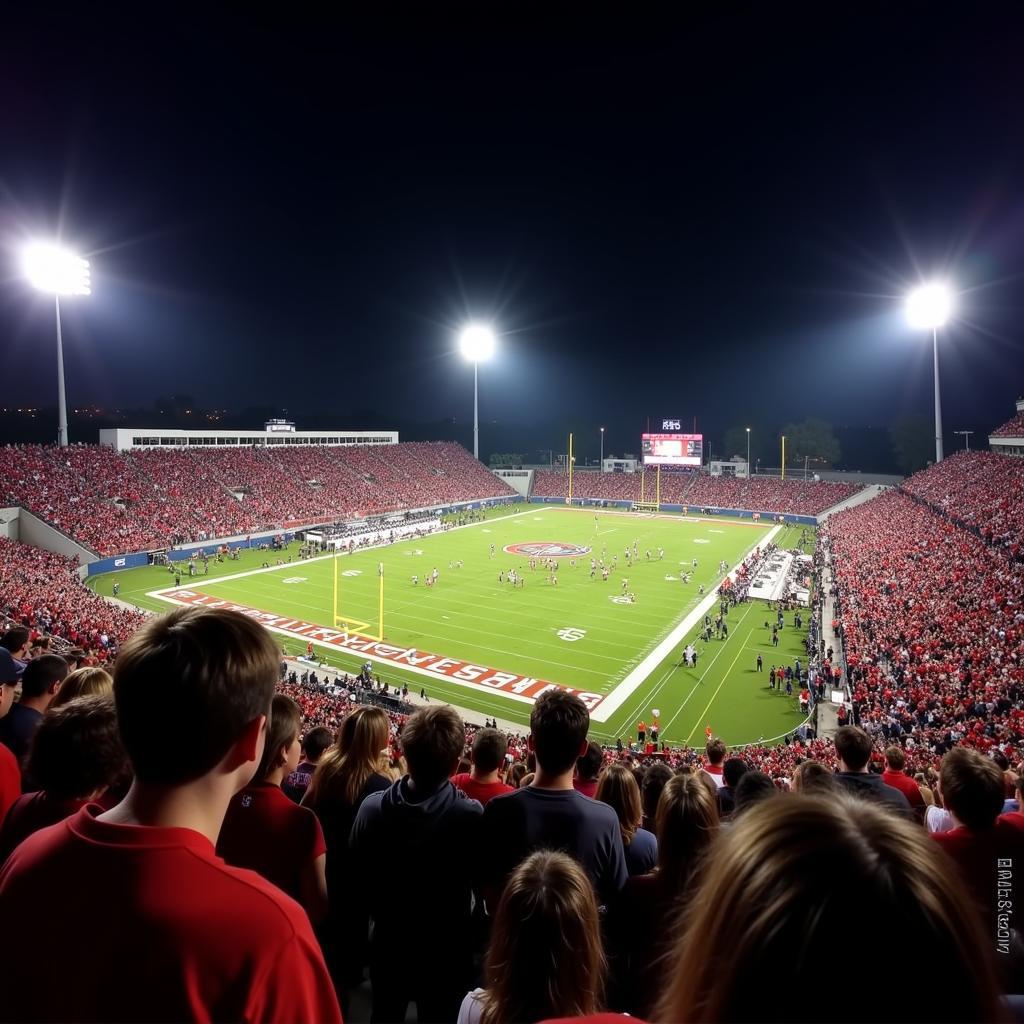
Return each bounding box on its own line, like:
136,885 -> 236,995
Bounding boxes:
452,727 -> 514,806
0,653 -> 22,820
0,607 -> 341,1023
702,736 -> 727,789
881,746 -> 925,812
217,694 -> 328,925
655,796 -> 1001,1023
0,694 -> 127,862
574,740 -> 604,798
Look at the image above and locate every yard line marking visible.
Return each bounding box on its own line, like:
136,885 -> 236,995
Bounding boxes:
684,638 -> 755,745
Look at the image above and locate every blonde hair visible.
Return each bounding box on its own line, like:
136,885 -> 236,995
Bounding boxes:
304,706 -> 390,807
655,795 -> 1002,1023
595,762 -> 642,846
51,667 -> 113,709
481,851 -> 605,1024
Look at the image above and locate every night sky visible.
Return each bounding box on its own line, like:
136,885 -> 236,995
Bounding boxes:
2,5 -> 1023,464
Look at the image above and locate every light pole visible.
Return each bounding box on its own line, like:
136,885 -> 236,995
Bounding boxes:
905,282 -> 953,464
600,426 -> 605,472
955,430 -> 973,451
458,324 -> 496,461
746,427 -> 751,477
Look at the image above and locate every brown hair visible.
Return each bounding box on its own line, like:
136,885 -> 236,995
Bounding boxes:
655,795 -> 1003,1023
481,850 -> 605,1024
305,706 -> 390,807
939,747 -> 1005,831
530,690 -> 589,775
791,760 -> 836,796
113,607 -> 279,785
705,737 -> 727,765
655,773 -> 719,893
256,694 -> 302,780
26,694 -> 127,800
834,725 -> 873,771
885,745 -> 906,771
471,728 -> 508,774
51,667 -> 113,709
400,705 -> 465,789
595,762 -> 643,847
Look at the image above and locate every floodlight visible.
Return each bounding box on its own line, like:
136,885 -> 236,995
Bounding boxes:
23,243 -> 91,296
459,324 -> 496,362
905,282 -> 952,330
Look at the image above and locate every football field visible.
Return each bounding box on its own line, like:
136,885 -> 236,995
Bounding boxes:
91,506 -> 813,748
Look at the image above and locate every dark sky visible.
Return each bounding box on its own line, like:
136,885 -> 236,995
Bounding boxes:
1,4 -> 1023,462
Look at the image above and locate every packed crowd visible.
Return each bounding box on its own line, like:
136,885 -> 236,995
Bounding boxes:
531,468 -> 862,515
990,409 -> 1024,437
1,442 -> 515,555
0,537 -> 146,663
901,449 -> 1024,556
1,611 -> 1021,1023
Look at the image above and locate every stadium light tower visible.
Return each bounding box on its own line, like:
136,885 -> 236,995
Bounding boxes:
22,242 -> 92,448
746,427 -> 751,476
905,282 -> 953,464
600,426 -> 605,472
459,324 -> 495,461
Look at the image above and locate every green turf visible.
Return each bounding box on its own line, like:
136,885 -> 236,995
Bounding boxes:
91,506 -> 814,748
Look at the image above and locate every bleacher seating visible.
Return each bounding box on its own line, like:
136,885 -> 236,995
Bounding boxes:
990,411 -> 1024,437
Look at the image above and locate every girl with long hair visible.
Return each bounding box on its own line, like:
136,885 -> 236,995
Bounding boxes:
458,850 -> 606,1024
596,761 -> 657,875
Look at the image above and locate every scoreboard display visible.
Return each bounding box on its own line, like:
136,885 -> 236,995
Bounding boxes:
642,432 -> 703,467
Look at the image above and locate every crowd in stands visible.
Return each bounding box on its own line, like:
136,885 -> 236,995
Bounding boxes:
0,538 -> 146,663
532,468 -> 862,515
1,608 -> 1021,1022
1,442 -> 515,555
991,410 -> 1024,437
901,449 -> 1024,556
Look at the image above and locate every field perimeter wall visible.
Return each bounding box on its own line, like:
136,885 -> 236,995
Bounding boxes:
528,496 -> 817,527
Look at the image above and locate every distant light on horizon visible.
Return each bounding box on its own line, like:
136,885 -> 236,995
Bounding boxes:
22,242 -> 92,296
459,323 -> 496,362
905,282 -> 952,330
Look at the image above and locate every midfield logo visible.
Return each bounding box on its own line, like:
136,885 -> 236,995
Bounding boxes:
505,541 -> 591,557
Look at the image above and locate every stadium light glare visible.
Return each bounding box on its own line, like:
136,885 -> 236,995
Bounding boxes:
905,282 -> 952,330
458,323 -> 496,461
459,324 -> 496,363
22,241 -> 92,448
905,281 -> 953,463
23,242 -> 91,296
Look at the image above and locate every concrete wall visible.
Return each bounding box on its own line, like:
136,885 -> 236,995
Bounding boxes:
18,508 -> 97,566
0,507 -> 20,541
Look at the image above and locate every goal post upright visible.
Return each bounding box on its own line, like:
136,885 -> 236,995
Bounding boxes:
377,561 -> 385,641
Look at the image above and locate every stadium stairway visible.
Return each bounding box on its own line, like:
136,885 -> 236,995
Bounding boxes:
815,483 -> 889,522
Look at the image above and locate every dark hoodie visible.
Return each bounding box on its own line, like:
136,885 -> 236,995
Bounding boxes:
835,771 -> 913,817
350,776 -> 483,975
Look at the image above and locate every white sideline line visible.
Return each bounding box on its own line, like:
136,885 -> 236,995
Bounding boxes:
589,524 -> 782,722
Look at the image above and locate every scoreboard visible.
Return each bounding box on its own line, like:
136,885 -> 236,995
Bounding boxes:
642,432 -> 703,467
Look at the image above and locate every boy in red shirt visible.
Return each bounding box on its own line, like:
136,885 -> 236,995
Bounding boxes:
0,649 -> 23,819
0,607 -> 341,1024
451,727 -> 514,806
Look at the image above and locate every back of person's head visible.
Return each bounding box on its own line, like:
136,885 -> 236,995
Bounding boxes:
595,762 -> 642,846
21,654 -> 70,700
655,795 -> 1002,1023
301,726 -> 333,763
481,850 -> 605,1024
940,747 -> 1005,831
307,706 -> 390,806
26,694 -> 127,800
530,690 -> 589,775
576,740 -> 604,782
992,750 -> 1010,772
0,627 -> 30,654
723,757 -> 749,789
401,705 -> 464,789
733,771 -> 777,815
656,773 -> 719,893
642,762 -> 674,823
472,728 -> 508,774
51,667 -> 113,710
705,737 -> 727,766
256,694 -> 302,780
113,607 -> 279,786
834,725 -> 872,771
509,762 -> 527,788
885,745 -> 906,771
791,760 -> 837,797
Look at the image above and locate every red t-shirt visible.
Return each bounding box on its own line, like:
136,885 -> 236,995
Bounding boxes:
451,773 -> 513,806
0,805 -> 341,1022
217,781 -> 326,904
0,744 -> 19,824
0,791 -> 89,863
881,769 -> 924,808
573,778 -> 600,799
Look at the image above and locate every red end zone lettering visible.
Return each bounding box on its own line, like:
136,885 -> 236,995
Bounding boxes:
154,588 -> 604,711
